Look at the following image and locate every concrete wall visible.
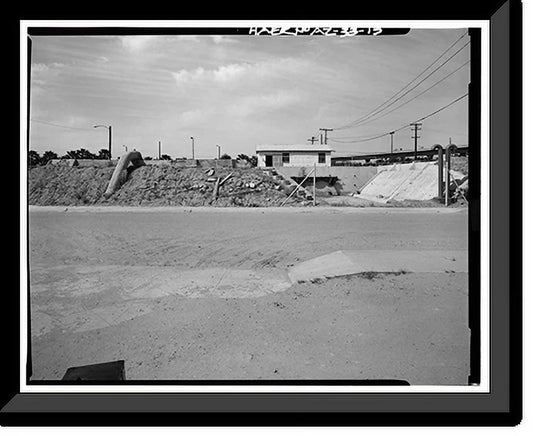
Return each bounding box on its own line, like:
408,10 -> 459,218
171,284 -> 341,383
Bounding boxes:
257,152 -> 331,168
197,159 -> 234,168
145,159 -> 236,168
47,159 -> 115,167
357,162 -> 440,203
144,159 -> 175,166
276,166 -> 378,194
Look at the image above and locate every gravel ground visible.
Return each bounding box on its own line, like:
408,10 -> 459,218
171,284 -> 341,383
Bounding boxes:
29,207 -> 469,385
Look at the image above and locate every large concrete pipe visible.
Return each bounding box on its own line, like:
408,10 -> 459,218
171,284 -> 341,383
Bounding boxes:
432,144 -> 444,202
444,144 -> 458,206
104,151 -> 145,198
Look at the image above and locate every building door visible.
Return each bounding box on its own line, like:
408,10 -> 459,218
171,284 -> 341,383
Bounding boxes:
265,155 -> 273,167
273,154 -> 282,167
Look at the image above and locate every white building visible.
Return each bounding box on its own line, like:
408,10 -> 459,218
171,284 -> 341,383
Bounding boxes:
256,144 -> 333,168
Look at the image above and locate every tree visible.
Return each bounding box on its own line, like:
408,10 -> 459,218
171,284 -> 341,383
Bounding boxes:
97,149 -> 111,160
220,153 -> 232,160
28,150 -> 41,167
237,153 -> 257,167
161,154 -> 172,160
64,148 -> 98,160
41,150 -> 58,165
144,156 -> 153,160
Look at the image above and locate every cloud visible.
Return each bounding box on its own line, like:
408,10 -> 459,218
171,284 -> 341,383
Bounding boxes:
32,62 -> 65,73
213,63 -> 249,82
171,57 -> 308,88
211,35 -> 225,44
170,58 -> 309,124
172,66 -> 205,85
228,91 -> 301,117
174,90 -> 301,129
171,63 -> 249,86
32,63 -> 49,73
176,109 -> 208,127
119,36 -> 158,52
31,62 -> 66,86
118,35 -> 232,55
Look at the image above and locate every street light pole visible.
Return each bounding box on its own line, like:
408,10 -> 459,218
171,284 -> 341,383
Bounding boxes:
108,126 -> 112,159
94,124 -> 112,159
190,137 -> 195,160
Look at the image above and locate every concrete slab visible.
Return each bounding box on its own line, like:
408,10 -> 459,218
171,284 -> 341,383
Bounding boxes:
287,251 -> 355,283
356,162 -> 467,203
30,265 -> 293,336
287,249 -> 467,283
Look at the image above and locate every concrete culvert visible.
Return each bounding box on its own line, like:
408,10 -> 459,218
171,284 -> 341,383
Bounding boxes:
104,151 -> 146,198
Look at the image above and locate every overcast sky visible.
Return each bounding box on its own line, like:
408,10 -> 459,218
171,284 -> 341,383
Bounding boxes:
29,28 -> 470,159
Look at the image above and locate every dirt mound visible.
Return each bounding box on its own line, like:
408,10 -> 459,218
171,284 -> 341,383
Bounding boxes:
29,165 -> 115,206
29,164 -> 298,207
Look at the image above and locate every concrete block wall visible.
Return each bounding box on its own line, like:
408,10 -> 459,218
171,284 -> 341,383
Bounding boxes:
257,152 -> 331,168
285,152 -> 331,167
276,166 -> 378,195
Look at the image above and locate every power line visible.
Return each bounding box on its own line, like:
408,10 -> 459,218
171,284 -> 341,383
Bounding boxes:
413,92 -> 468,123
339,59 -> 470,130
332,31 -> 469,131
333,31 -> 468,130
330,130 -> 396,144
335,40 -> 470,130
30,119 -> 93,131
329,92 -> 468,145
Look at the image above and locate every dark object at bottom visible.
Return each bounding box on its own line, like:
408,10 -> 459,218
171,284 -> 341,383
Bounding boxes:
62,360 -> 125,381
350,380 -> 410,385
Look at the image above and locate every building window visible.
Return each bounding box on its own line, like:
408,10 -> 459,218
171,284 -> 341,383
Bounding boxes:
318,152 -> 326,164
282,153 -> 290,164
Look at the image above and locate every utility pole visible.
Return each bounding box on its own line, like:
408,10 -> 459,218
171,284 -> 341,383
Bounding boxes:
319,128 -> 333,145
190,137 -> 195,159
93,124 -> 112,159
410,123 -> 422,160
389,132 -> 394,154
313,163 -> 316,206
108,126 -> 112,159
307,136 -> 318,145
158,141 -> 161,159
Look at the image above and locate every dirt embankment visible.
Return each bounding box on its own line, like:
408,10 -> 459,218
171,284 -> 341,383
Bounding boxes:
29,165 -> 115,206
28,164 -> 296,207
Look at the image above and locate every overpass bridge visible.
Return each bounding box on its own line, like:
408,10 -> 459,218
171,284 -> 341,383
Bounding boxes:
331,145 -> 468,166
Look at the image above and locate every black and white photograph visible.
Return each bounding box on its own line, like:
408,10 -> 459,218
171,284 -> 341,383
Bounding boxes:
24,24 -> 478,386
0,0 -> 523,424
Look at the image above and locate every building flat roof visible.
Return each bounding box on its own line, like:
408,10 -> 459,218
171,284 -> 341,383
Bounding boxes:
256,144 -> 334,153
